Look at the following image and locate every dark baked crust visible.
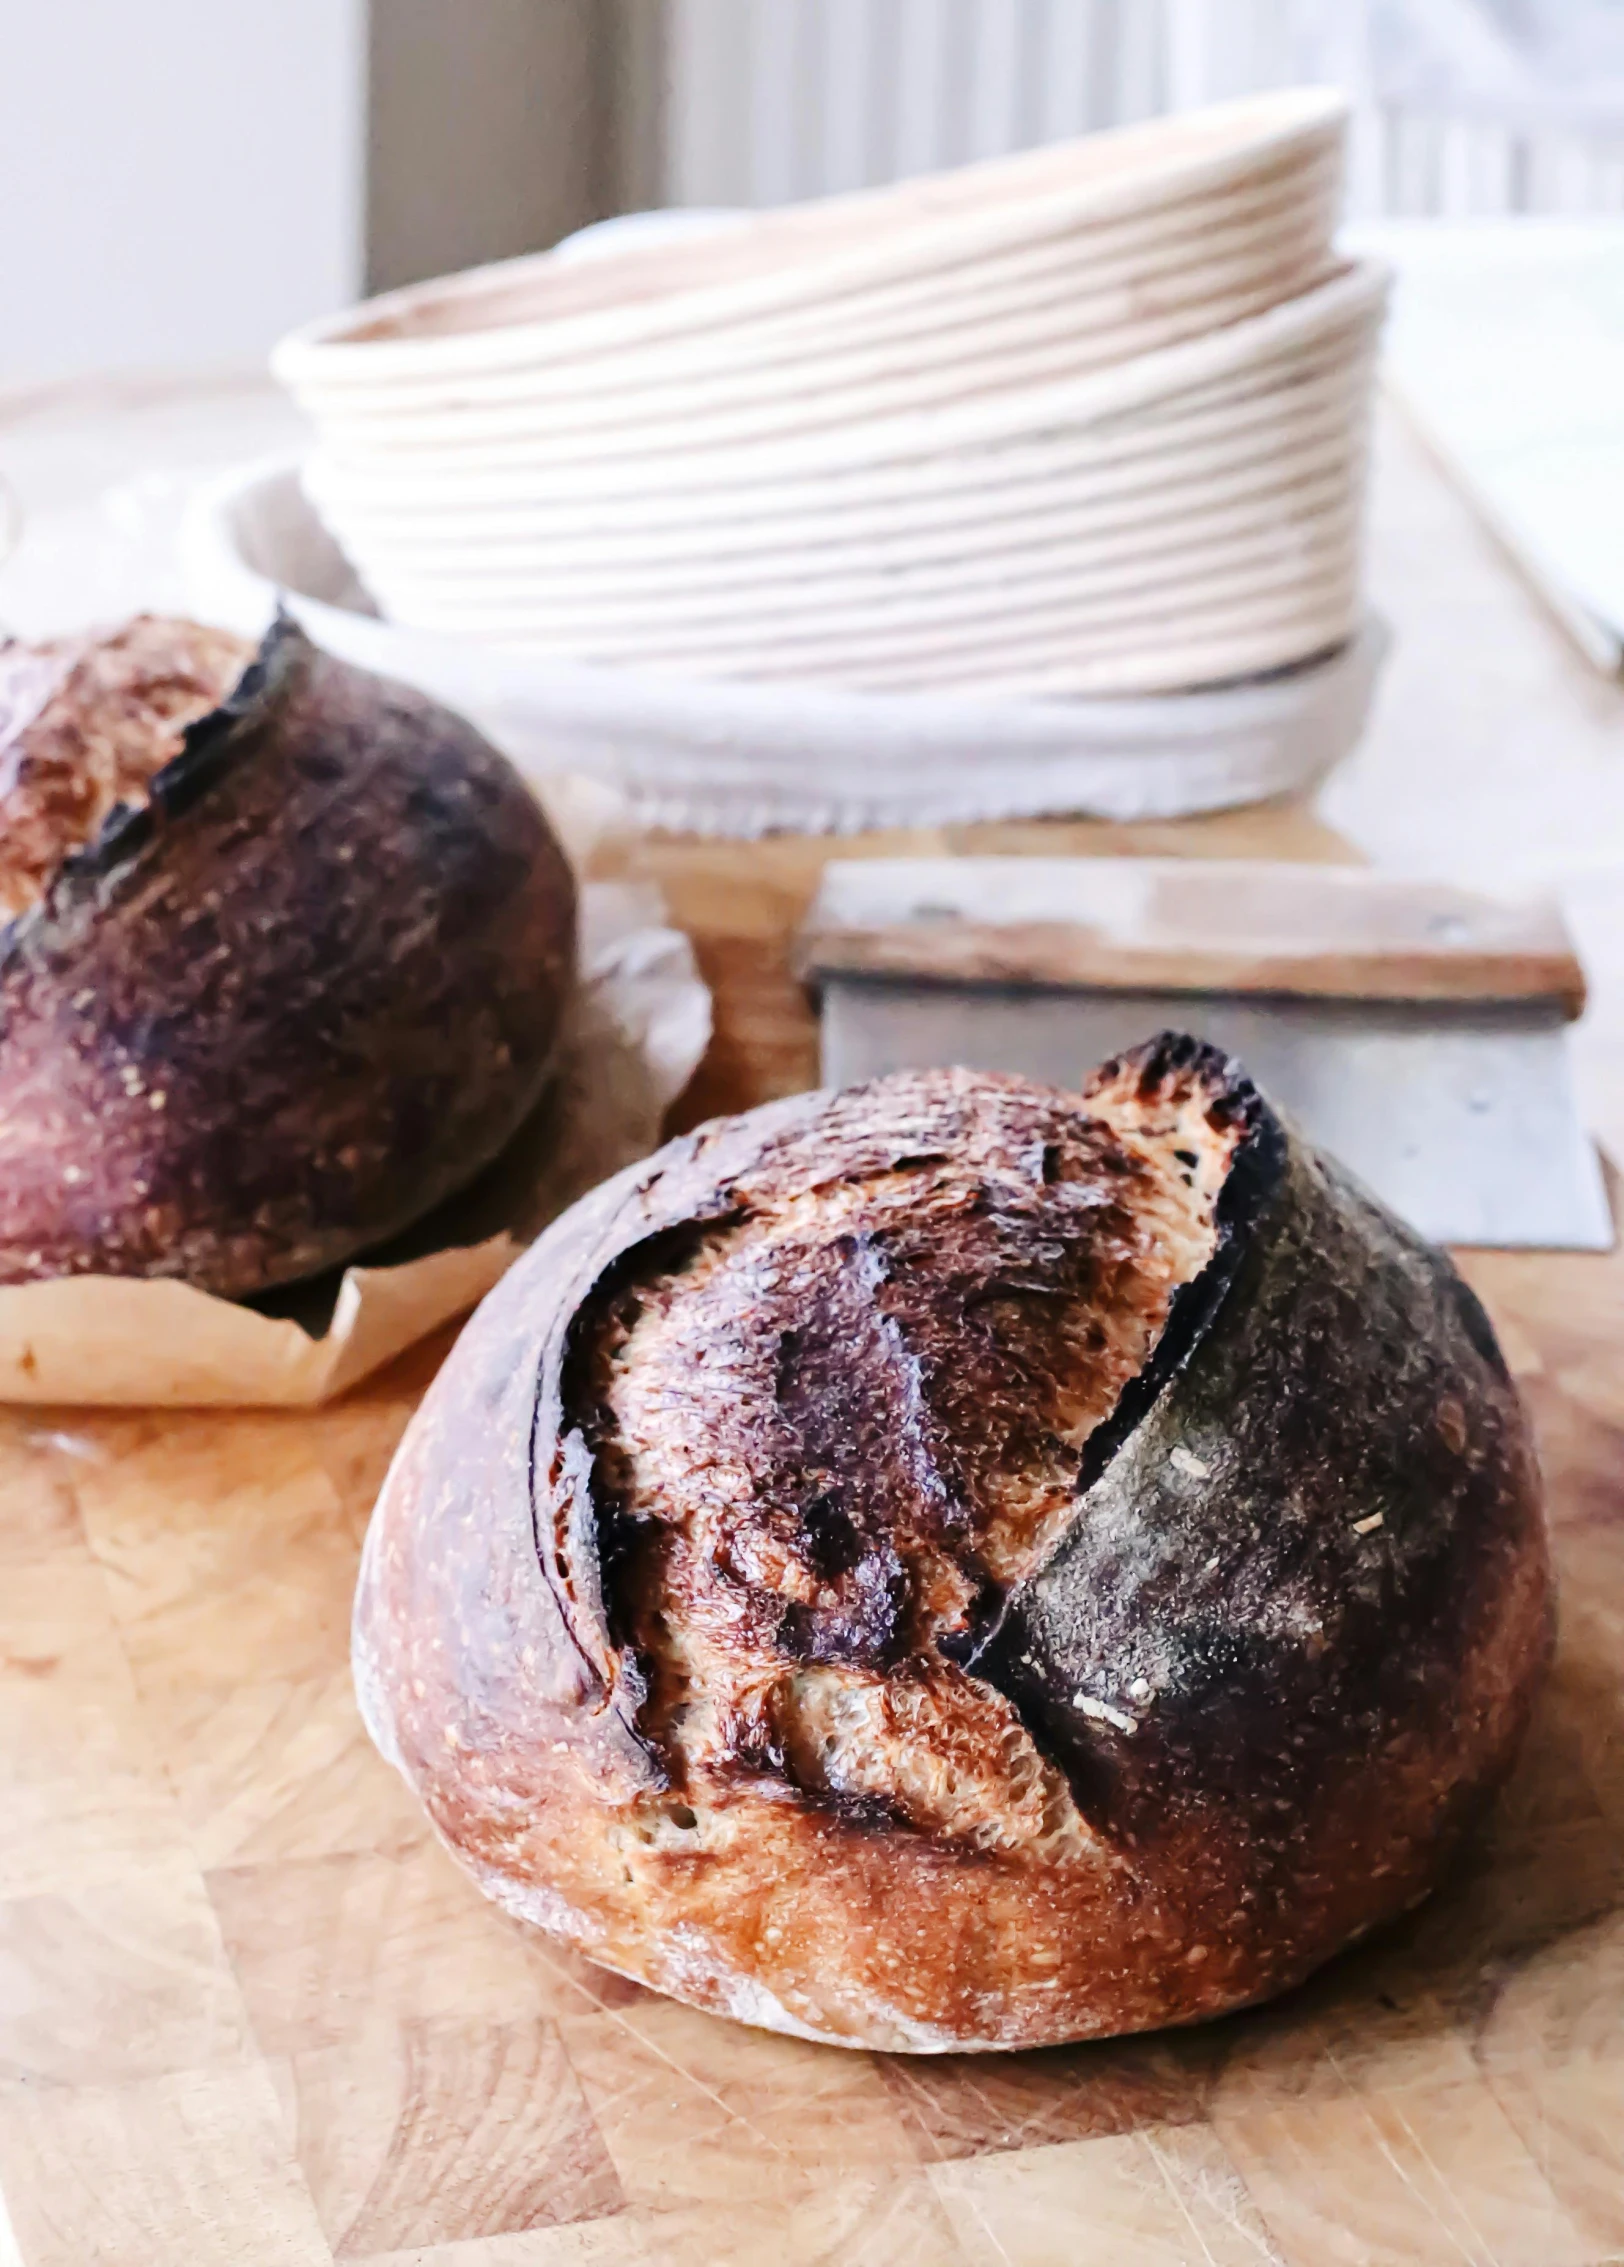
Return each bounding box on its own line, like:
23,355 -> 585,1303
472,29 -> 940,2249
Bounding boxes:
0,616 -> 254,920
0,617 -> 576,1295
353,1041 -> 1551,2050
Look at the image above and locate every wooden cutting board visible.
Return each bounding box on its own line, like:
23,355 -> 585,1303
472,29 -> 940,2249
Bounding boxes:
1,803 -> 1621,2267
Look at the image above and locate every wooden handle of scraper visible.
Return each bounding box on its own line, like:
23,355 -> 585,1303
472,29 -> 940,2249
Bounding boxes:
796,859 -> 1587,1018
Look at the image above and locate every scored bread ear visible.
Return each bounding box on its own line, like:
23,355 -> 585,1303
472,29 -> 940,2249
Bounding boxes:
1062,1031 -> 1286,1506
983,1048 -> 1539,1870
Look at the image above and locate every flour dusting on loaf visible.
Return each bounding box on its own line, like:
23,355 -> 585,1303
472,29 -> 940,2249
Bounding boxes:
354,1040 -> 1551,2051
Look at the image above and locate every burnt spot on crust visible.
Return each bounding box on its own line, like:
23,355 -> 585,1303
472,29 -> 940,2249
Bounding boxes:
0,614 -> 254,932
0,616 -> 577,1295
973,1114 -> 1547,1915
1066,1034 -> 1285,1505
355,1036 -> 1551,2052
1450,1271 -> 1511,1382
555,1049 -> 1264,1855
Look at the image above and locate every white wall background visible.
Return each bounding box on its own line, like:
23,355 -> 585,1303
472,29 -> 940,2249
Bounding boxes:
662,0 -> 1624,215
7,0 -> 1624,389
0,0 -> 365,387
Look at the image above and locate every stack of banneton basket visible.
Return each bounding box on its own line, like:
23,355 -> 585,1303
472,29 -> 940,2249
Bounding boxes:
258,89 -> 1389,828
243,90 -> 1397,834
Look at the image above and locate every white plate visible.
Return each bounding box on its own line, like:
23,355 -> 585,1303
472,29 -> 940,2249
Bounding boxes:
178,456 -> 1387,836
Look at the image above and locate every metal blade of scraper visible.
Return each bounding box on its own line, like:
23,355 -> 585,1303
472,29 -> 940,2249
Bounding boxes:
819,980 -> 1611,1251
800,858 -> 1614,1252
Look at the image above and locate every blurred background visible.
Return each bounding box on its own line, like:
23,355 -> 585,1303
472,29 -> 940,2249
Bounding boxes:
4,1 -> 1623,1151
5,0 -> 1624,386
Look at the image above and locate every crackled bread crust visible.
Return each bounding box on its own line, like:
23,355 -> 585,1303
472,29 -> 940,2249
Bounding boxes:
0,617 -> 576,1295
0,617 -> 254,921
590,1070 -> 1236,1865
354,1042 -> 1551,2051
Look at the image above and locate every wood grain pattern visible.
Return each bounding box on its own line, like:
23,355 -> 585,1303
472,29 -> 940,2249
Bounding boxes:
591,804 -> 1354,1133
934,2125 -> 1282,2267
797,858 -> 1588,1013
289,2018 -> 623,2257
1,800 -> 1621,2264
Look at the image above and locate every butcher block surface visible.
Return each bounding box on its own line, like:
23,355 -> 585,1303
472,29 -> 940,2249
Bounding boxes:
1,805 -> 1622,2267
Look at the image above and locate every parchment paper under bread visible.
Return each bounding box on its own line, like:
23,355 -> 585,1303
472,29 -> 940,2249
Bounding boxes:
0,880 -> 711,1406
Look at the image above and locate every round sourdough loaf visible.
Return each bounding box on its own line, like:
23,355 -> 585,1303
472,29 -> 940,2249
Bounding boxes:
0,613 -> 575,1296
353,1038 -> 1551,2051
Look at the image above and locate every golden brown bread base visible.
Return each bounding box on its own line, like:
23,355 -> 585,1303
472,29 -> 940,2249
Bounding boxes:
354,1040 -> 1552,2050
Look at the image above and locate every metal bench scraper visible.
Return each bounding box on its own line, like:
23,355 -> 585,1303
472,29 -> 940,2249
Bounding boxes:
798,857 -> 1612,1251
